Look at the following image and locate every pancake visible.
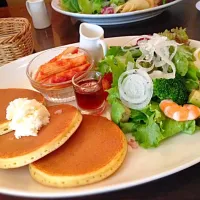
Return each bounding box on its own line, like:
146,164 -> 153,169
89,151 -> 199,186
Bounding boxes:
0,88 -> 45,136
29,115 -> 127,188
0,104 -> 82,169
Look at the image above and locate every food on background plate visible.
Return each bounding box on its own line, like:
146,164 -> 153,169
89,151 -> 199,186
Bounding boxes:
0,104 -> 82,169
30,115 -> 127,188
34,47 -> 92,85
0,89 -> 45,136
98,27 -> 200,149
60,0 -> 174,14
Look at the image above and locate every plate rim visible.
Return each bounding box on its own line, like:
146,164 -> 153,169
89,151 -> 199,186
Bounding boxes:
0,36 -> 200,198
51,0 -> 183,18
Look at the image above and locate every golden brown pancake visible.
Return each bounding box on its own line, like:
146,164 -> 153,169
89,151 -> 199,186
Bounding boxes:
0,88 -> 45,135
0,104 -> 82,169
29,115 -> 127,188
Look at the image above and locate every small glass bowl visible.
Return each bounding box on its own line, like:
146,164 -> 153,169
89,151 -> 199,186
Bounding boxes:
26,47 -> 94,103
72,71 -> 106,115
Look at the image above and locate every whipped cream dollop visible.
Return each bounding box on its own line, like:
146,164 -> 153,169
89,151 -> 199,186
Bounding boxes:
6,98 -> 50,139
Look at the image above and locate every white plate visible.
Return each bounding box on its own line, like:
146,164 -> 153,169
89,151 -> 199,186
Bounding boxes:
0,36 -> 200,198
51,0 -> 183,26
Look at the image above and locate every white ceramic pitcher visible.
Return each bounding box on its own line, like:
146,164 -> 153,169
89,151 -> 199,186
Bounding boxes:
26,0 -> 51,29
79,23 -> 107,64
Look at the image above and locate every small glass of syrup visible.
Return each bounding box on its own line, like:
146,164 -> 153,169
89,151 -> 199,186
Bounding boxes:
72,71 -> 106,115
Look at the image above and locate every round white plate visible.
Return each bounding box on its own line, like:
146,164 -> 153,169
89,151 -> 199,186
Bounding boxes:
51,0 -> 183,26
0,36 -> 200,198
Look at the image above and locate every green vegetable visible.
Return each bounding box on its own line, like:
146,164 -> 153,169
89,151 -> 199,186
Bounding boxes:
78,0 -> 92,13
160,27 -> 189,44
61,0 -> 105,13
98,46 -> 141,83
153,75 -> 188,105
98,59 -> 111,75
177,45 -> 195,61
162,119 -> 196,138
61,0 -> 81,12
110,0 -> 125,5
105,56 -> 126,87
186,62 -> 200,81
172,45 -> 198,91
127,102 -> 196,148
92,0 -> 104,13
107,87 -> 120,104
185,79 -> 199,92
111,100 -> 131,124
133,114 -> 164,148
106,46 -> 124,56
98,51 -> 135,86
97,28 -> 199,149
130,109 -> 147,123
173,49 -> 189,76
188,90 -> 200,107
119,122 -> 137,133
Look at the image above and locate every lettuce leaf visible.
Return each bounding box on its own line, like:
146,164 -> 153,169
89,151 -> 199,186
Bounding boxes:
107,87 -> 120,104
92,0 -> 104,13
106,46 -> 125,56
117,102 -> 197,148
160,27 -> 189,44
98,51 -> 134,86
173,45 -> 195,77
110,0 -> 125,5
162,119 -> 196,138
61,0 -> 104,13
111,100 -> 131,124
186,62 -> 200,81
133,115 -> 164,148
78,0 -> 92,13
119,122 -> 137,133
185,79 -> 199,92
61,0 -> 81,12
173,50 -> 189,76
104,56 -> 125,86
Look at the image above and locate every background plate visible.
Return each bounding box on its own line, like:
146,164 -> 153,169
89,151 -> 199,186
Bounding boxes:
0,36 -> 200,198
51,0 -> 183,26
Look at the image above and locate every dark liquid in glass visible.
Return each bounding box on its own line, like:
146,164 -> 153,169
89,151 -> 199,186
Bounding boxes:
74,79 -> 105,110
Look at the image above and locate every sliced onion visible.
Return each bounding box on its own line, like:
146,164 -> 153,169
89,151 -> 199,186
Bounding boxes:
121,35 -> 152,51
127,61 -> 134,70
118,69 -> 153,110
122,34 -> 178,79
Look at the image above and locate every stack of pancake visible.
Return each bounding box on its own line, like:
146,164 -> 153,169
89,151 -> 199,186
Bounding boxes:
0,88 -> 127,188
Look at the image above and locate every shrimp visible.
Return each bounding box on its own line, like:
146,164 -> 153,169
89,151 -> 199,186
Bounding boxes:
159,100 -> 200,121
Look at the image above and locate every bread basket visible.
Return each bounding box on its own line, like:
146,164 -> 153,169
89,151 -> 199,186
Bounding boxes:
0,18 -> 34,66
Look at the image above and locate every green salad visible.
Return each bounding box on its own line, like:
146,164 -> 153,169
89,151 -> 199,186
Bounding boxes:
98,28 -> 200,148
60,0 -> 173,14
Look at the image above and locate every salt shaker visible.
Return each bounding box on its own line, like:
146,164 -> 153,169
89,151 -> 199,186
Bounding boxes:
26,0 -> 51,29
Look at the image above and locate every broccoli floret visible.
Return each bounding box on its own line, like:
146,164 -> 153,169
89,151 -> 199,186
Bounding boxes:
153,75 -> 188,105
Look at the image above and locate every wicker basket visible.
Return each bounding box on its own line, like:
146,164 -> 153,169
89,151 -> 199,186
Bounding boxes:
0,18 -> 34,66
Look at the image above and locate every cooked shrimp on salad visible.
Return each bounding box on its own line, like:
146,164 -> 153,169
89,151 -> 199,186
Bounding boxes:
98,28 -> 200,148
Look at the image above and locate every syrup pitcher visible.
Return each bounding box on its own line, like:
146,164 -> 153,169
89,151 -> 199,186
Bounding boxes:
79,23 -> 108,64
26,0 -> 51,29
